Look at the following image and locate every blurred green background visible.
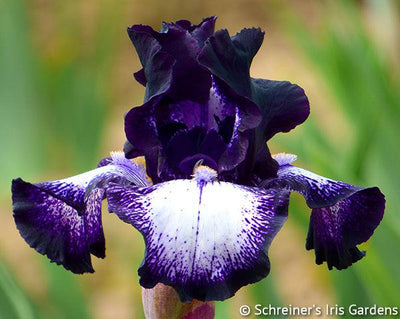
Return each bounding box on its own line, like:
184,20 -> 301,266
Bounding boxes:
1,0 -> 399,318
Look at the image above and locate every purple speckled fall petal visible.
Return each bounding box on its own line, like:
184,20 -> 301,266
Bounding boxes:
84,188 -> 106,258
11,152 -> 149,273
306,187 -> 384,270
12,178 -> 96,273
107,169 -> 288,301
263,153 -> 385,270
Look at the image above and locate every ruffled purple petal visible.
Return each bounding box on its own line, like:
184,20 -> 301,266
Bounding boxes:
209,79 -> 262,174
174,16 -> 216,45
107,170 -> 288,301
198,28 -> 264,98
125,78 -> 263,181
263,154 -> 385,270
128,17 -> 215,104
199,28 -> 309,141
11,152 -> 149,273
155,99 -> 203,130
251,79 -> 310,140
125,18 -> 220,160
127,25 -> 175,102
306,187 -> 383,270
191,18 -> 216,44
124,98 -> 161,153
126,18 -> 310,184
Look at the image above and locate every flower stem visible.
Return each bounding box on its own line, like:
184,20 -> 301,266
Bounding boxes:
142,284 -> 215,319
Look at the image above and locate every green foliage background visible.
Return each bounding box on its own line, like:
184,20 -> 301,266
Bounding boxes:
0,0 -> 399,318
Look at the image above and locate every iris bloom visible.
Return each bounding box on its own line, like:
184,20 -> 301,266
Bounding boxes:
12,17 -> 385,304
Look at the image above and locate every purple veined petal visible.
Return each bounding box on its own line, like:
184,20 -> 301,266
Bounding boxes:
218,111 -> 249,172
262,153 -> 385,270
207,78 -> 262,175
207,79 -> 236,131
107,166 -> 288,302
208,77 -> 261,133
13,178 -> 95,273
12,152 -> 149,274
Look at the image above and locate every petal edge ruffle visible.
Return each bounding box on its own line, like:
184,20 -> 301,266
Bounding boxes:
263,154 -> 385,270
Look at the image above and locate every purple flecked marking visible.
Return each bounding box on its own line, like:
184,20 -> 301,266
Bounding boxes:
12,179 -> 95,273
207,78 -> 236,128
265,164 -> 362,208
307,187 -> 384,269
190,180 -> 204,280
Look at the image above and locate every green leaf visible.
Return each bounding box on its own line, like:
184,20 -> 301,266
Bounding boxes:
0,262 -> 36,319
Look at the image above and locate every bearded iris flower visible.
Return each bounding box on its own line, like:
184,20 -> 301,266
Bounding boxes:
12,16 -> 385,304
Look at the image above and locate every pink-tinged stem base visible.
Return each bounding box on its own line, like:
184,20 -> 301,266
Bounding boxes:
142,284 -> 215,319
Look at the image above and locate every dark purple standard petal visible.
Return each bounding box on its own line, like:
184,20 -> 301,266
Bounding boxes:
198,28 -> 263,98
127,25 -> 175,101
125,98 -> 161,153
125,78 -> 263,183
198,27 -> 309,161
263,154 -> 385,270
128,17 -> 215,104
11,152 -> 149,273
251,79 -> 310,141
107,167 -> 289,301
125,18 -> 309,184
174,16 -> 216,45
165,127 -> 226,175
209,79 -> 262,175
125,18 -> 218,169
